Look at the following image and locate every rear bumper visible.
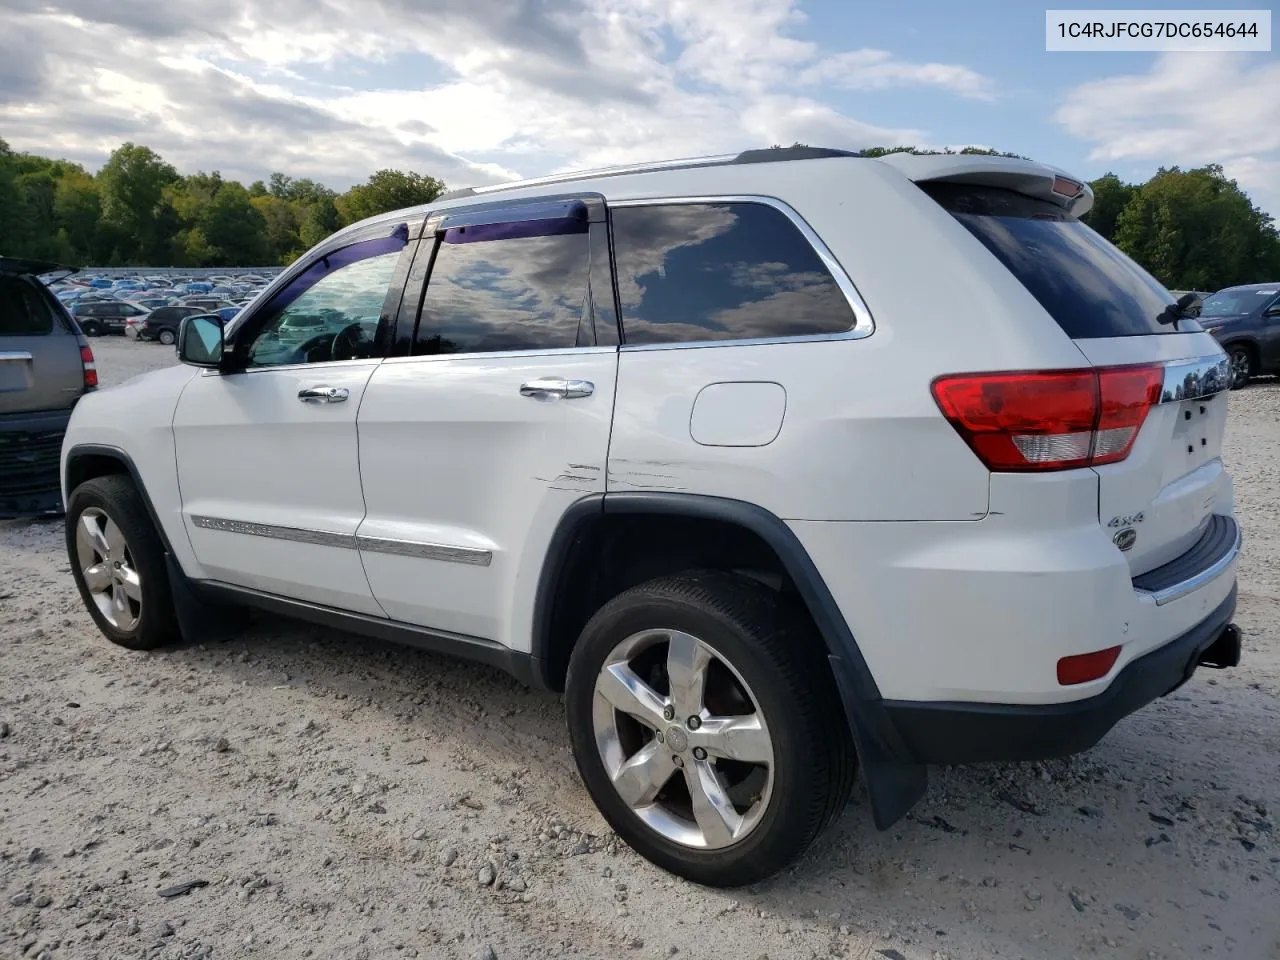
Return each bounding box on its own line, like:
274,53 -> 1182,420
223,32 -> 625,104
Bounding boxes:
882,585 -> 1238,764
0,409 -> 71,518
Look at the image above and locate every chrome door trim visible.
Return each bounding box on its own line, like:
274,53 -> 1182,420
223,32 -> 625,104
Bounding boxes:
190,514 -> 493,566
355,535 -> 493,566
191,515 -> 353,549
609,194 -> 875,351
1137,520 -> 1242,606
0,351 -> 34,361
1158,355 -> 1231,404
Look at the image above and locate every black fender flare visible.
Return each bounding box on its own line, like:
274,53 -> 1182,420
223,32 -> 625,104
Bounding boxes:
532,491 -> 926,829
63,443 -> 175,554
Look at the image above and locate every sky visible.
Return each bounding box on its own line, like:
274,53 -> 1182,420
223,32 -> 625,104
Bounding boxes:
1,0 -> 1277,216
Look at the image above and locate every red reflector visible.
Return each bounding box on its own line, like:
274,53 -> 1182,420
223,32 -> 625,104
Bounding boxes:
80,345 -> 98,389
1057,646 -> 1121,685
931,364 -> 1163,472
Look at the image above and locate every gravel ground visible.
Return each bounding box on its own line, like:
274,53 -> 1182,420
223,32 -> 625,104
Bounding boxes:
2,337 -> 1278,960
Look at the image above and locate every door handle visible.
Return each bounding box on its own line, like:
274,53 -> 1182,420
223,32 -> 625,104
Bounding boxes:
519,378 -> 594,401
298,385 -> 350,403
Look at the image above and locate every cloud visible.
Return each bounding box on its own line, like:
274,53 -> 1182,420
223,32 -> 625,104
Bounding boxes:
1056,53 -> 1280,217
0,0 -> 993,195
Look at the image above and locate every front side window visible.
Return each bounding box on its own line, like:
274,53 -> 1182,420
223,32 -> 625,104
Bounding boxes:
243,244 -> 404,368
412,211 -> 606,355
610,202 -> 857,345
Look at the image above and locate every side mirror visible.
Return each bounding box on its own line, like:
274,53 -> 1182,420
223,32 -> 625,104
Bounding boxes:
177,315 -> 225,368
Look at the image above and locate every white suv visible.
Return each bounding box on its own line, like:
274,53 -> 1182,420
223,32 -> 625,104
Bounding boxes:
60,147 -> 1243,886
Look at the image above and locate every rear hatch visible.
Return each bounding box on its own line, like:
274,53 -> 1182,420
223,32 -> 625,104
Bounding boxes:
1,261 -> 86,416
901,162 -> 1229,578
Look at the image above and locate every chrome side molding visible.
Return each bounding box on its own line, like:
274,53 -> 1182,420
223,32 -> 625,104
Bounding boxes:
1159,355 -> 1230,404
191,515 -> 492,566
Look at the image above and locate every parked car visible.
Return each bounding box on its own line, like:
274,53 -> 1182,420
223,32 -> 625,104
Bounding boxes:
71,299 -> 149,336
59,147 -> 1242,886
136,304 -> 204,344
179,297 -> 236,312
1198,283 -> 1280,387
131,296 -> 175,311
1,256 -> 96,516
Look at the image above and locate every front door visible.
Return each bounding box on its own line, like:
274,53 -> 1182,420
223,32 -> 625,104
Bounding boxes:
172,227 -> 416,615
356,197 -> 619,648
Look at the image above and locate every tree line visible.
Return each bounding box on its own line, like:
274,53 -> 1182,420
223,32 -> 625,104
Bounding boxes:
0,140 -> 443,268
2,138 -> 1278,289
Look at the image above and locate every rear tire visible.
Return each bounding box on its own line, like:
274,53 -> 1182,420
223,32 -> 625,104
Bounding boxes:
1228,345 -> 1255,389
565,570 -> 856,887
66,475 -> 180,650
158,328 -> 177,346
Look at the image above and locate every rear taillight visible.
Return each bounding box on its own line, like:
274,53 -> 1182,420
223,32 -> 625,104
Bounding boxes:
80,344 -> 98,389
932,365 -> 1163,472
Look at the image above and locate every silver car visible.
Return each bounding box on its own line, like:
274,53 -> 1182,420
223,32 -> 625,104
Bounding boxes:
0,257 -> 97,516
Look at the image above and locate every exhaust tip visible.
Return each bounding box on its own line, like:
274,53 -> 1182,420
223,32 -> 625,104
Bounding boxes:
1198,623 -> 1242,670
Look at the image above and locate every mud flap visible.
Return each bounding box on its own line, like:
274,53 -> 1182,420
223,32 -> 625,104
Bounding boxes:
165,552 -> 252,643
828,653 -> 928,829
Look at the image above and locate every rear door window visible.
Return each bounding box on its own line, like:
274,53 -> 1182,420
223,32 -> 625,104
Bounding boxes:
609,201 -> 857,345
922,183 -> 1190,339
0,277 -> 54,335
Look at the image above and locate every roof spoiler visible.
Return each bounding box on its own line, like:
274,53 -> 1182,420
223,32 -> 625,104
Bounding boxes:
874,153 -> 1094,217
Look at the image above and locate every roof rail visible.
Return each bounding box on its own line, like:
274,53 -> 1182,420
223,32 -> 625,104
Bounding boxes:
437,146 -> 861,202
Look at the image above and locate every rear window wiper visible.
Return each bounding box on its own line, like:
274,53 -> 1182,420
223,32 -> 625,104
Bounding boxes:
1157,292 -> 1199,328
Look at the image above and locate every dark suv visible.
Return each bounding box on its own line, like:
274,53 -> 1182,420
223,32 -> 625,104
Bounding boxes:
71,299 -> 149,337
0,257 -> 97,516
139,304 -> 204,345
1199,283 -> 1280,387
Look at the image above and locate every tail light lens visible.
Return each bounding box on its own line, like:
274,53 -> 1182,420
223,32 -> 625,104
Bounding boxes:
932,365 -> 1163,472
80,344 -> 98,389
1057,646 -> 1121,685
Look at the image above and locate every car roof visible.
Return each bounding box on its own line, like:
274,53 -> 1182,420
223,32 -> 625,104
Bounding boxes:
0,256 -> 74,277
1214,282 -> 1280,294
319,145 -> 1095,251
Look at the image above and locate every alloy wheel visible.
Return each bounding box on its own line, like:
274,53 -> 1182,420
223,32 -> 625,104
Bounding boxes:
75,507 -> 142,631
1230,349 -> 1251,388
591,628 -> 775,850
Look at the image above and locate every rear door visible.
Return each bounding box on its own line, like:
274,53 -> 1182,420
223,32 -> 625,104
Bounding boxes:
924,181 -> 1230,576
0,271 -> 82,416
355,196 -> 619,645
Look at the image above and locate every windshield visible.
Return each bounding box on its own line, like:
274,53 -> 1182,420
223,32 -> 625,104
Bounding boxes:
1200,290 -> 1276,317
922,183 -> 1193,338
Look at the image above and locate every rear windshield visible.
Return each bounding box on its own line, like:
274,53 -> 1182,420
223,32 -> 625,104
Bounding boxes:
0,277 -> 54,335
922,183 -> 1191,339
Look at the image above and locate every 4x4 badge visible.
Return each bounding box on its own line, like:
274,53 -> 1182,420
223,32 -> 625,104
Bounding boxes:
1113,528 -> 1138,552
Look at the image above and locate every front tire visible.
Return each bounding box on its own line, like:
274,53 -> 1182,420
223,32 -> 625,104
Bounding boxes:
81,320 -> 101,337
1227,345 -> 1255,389
66,475 -> 180,650
565,571 -> 855,886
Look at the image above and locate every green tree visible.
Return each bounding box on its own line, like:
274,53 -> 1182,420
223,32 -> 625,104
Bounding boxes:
250,194 -> 301,263
1114,165 -> 1280,290
53,169 -> 103,262
197,181 -> 268,265
1081,173 -> 1136,242
335,169 -> 444,226
97,143 -> 179,263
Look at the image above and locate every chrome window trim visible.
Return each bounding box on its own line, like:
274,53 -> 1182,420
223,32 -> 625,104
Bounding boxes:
1158,355 -> 1231,404
190,515 -> 492,566
1137,519 -> 1242,607
355,535 -> 493,566
380,345 -> 618,365
609,194 -> 875,352
199,357 -> 383,377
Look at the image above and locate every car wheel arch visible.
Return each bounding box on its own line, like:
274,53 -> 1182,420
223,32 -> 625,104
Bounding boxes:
64,444 -> 174,555
531,491 -> 928,830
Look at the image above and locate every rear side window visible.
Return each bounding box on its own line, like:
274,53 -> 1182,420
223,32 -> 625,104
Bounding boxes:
923,183 -> 1186,338
610,202 -> 856,345
413,212 -> 610,355
0,277 -> 54,335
